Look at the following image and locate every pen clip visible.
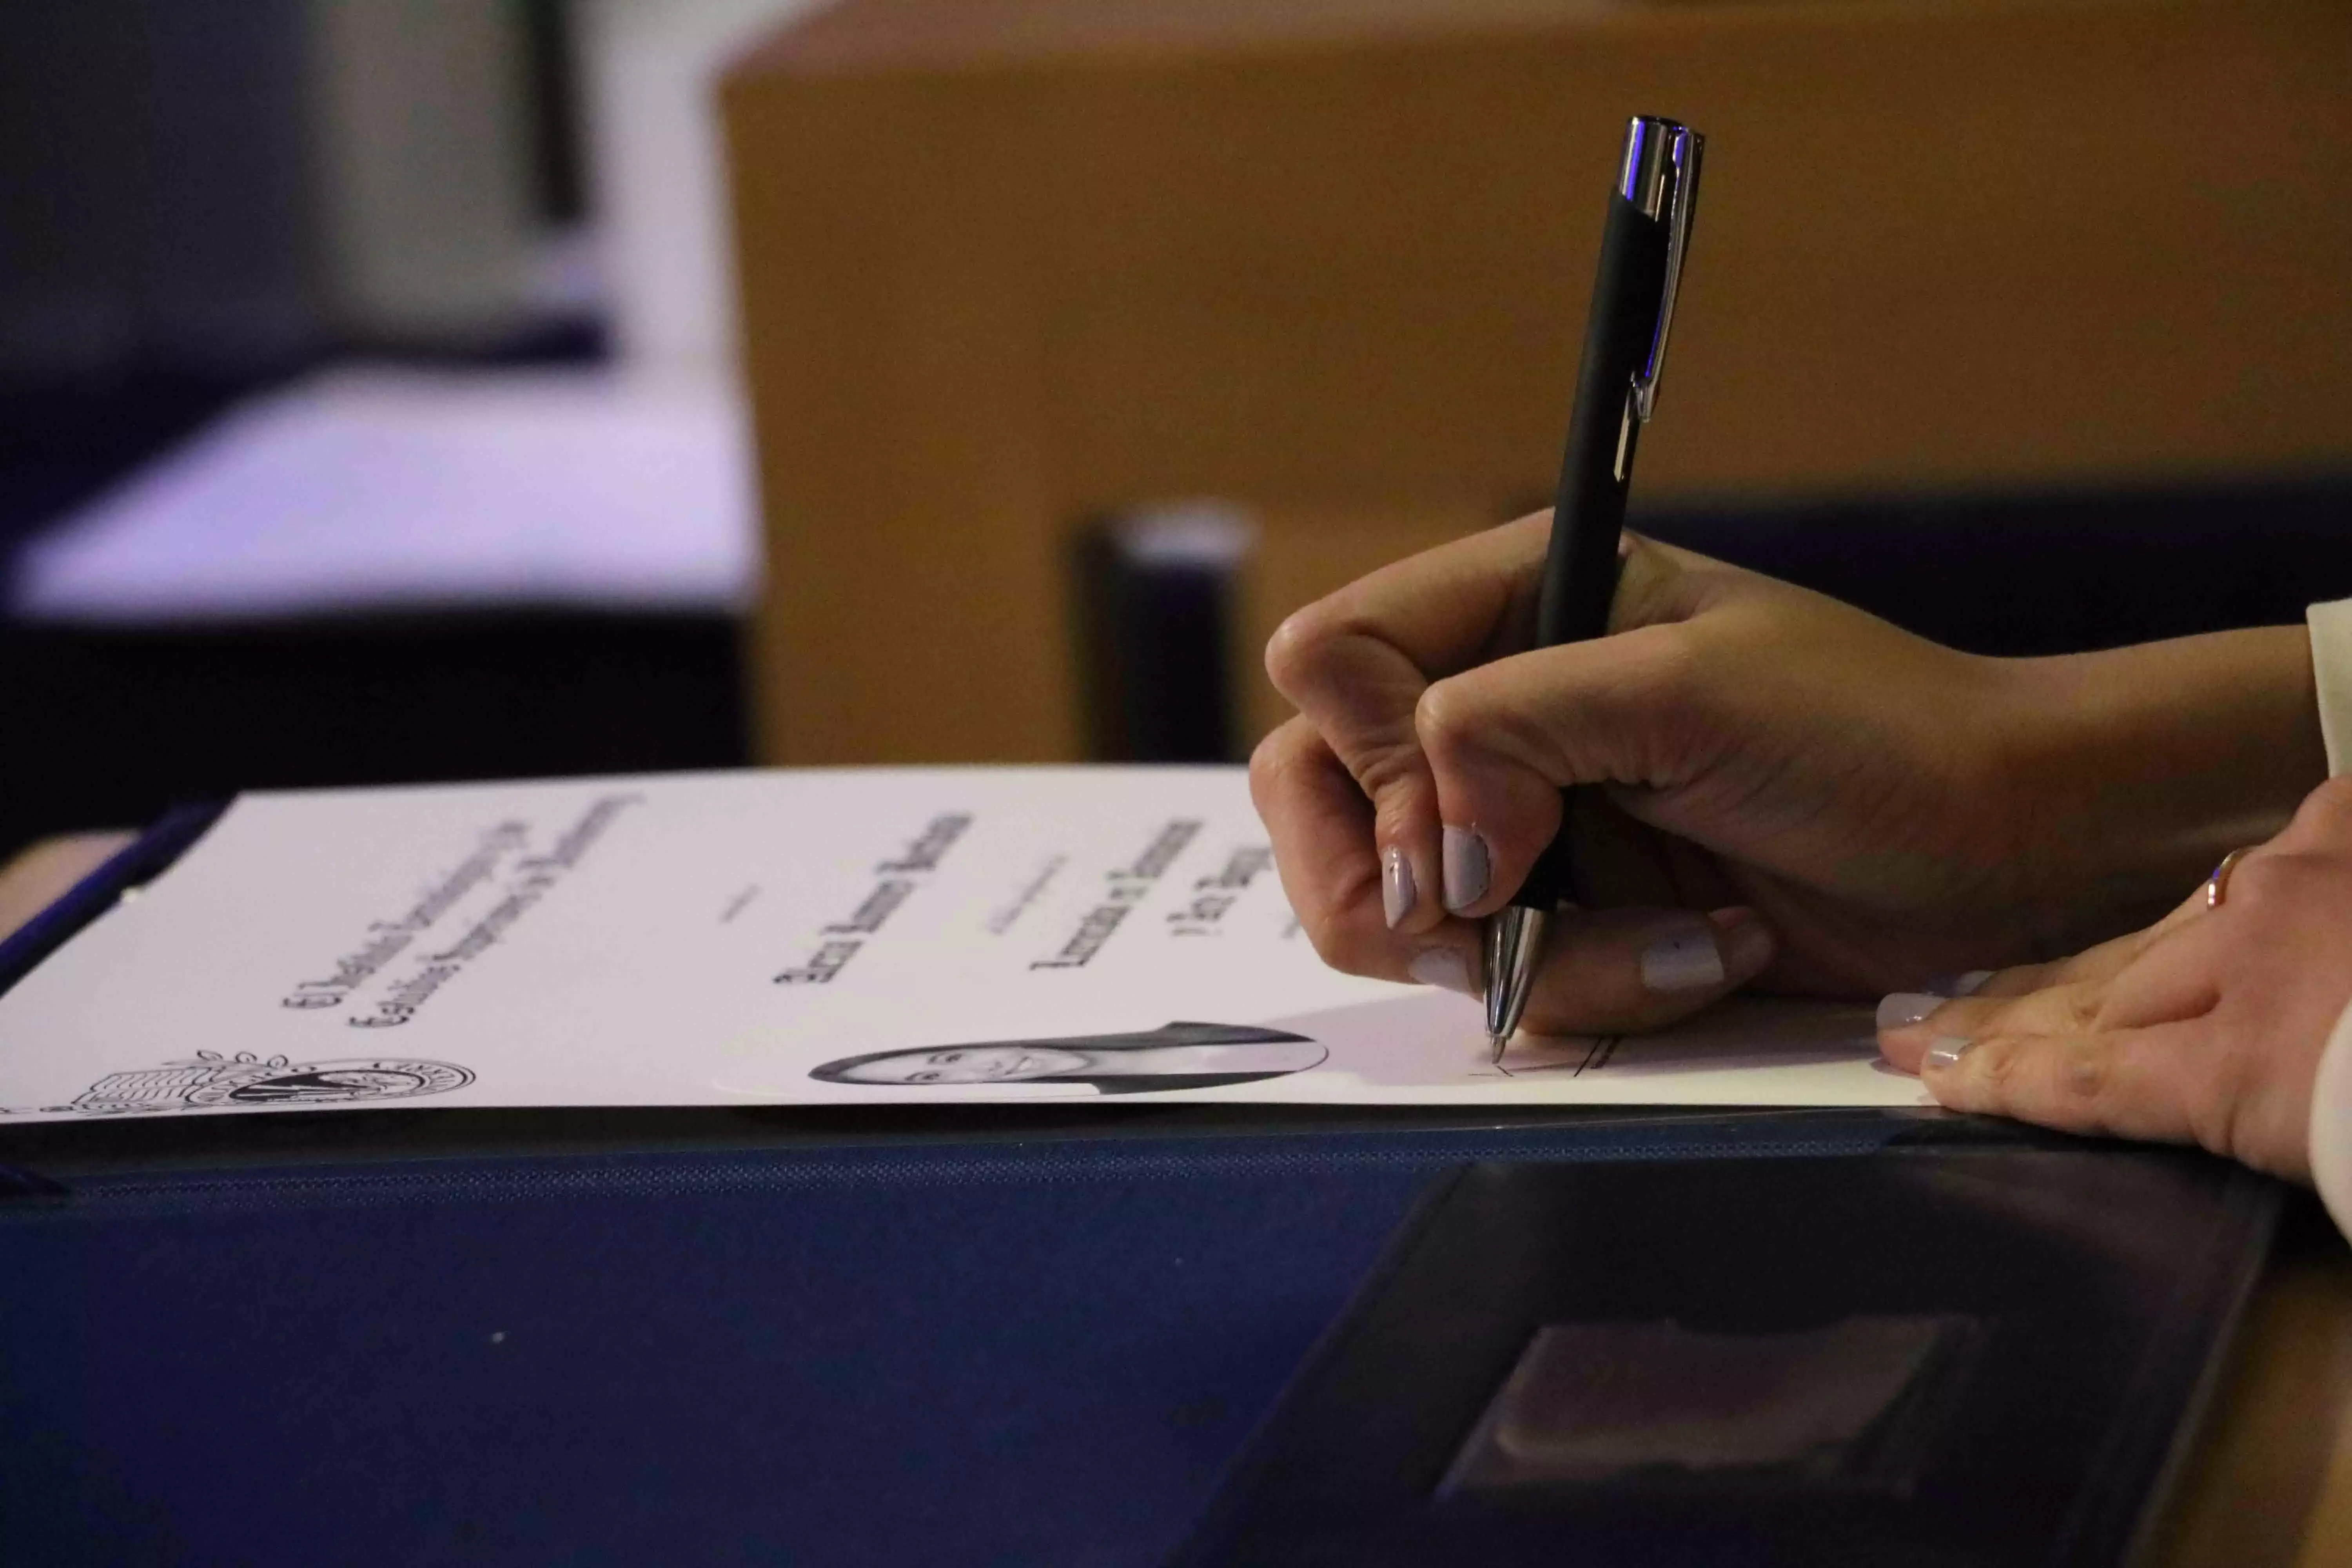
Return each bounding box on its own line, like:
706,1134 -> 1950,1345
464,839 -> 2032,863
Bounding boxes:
1631,122 -> 1703,423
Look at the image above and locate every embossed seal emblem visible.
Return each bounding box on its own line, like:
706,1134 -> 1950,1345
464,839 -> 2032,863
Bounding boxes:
52,1052 -> 473,1116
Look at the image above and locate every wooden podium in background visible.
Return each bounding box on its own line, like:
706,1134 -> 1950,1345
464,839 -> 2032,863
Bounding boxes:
723,0 -> 2352,768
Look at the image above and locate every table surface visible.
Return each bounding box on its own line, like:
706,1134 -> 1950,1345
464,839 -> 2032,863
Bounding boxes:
2158,1208 -> 2352,1566
3,833 -> 2345,1560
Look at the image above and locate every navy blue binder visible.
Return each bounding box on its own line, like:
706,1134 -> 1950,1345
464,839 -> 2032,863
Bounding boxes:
0,811 -> 2282,1568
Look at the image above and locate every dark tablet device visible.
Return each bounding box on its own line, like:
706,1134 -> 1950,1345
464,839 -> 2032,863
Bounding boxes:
1176,1144 -> 2278,1568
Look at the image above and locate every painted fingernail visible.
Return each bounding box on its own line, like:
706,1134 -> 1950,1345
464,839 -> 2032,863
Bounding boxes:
1923,1036 -> 1974,1072
1441,826 -> 1490,912
1876,992 -> 1944,1030
1408,946 -> 1477,995
1382,847 -> 1417,928
1640,920 -> 1727,993
1924,969 -> 1994,998
1710,907 -> 1774,980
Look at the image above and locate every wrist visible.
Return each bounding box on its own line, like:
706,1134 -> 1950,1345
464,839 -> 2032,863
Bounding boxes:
1993,626 -> 2326,947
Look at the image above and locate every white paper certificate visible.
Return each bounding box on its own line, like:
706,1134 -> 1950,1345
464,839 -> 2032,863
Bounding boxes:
0,768 -> 1924,1120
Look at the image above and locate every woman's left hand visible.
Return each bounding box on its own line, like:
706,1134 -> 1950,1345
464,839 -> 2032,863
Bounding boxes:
1877,777 -> 2352,1182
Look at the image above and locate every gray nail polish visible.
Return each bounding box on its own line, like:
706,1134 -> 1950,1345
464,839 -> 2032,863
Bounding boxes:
1382,847 -> 1416,929
1408,947 -> 1476,995
1924,1036 -> 1974,1072
1876,991 -> 1943,1030
1639,923 -> 1726,993
1441,826 -> 1490,912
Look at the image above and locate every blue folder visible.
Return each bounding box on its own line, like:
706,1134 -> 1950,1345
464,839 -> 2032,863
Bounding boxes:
0,816 -> 2279,1567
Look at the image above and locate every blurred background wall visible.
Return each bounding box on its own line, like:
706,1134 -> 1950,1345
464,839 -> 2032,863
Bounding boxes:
724,0 -> 2352,768
0,0 -> 2347,859
0,0 -> 565,378
0,1 -> 330,381
0,0 -> 815,855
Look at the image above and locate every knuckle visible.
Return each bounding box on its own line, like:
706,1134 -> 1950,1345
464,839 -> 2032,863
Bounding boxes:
1265,600 -> 1398,711
2226,850 -> 2318,912
1413,678 -> 1476,756
1416,667 -> 1548,774
2054,1038 -> 2112,1106
2057,985 -> 2104,1033
1245,719 -> 1310,799
1262,604 -> 1340,700
1971,1037 -> 2025,1100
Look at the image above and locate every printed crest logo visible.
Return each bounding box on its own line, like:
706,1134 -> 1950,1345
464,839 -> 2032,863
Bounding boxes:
52,1052 -> 474,1116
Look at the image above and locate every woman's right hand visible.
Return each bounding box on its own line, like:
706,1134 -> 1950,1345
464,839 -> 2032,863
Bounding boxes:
1249,514 -> 2325,1036
1877,777 -> 2352,1183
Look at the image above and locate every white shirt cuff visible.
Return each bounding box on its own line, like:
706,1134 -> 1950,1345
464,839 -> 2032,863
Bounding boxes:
2309,599 -> 2352,777
2306,601 -> 2352,1233
2311,1000 -> 2352,1238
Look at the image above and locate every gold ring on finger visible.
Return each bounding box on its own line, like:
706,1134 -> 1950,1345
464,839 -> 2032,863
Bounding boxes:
2205,847 -> 2254,909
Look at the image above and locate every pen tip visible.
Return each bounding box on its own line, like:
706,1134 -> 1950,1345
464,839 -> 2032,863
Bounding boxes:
1488,1032 -> 1507,1065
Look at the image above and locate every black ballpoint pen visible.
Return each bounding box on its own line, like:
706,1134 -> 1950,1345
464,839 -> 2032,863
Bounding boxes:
1484,115 -> 1704,1061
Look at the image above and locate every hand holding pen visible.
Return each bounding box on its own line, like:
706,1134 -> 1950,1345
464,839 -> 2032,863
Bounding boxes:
1258,448 -> 2336,1057
1251,123 -> 1891,1048
1252,116 -> 2336,1063
1255,521 -> 1779,1044
1256,117 -> 1779,1049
